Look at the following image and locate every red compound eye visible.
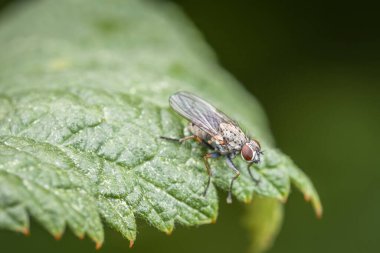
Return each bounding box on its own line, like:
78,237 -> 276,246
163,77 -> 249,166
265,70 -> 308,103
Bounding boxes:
241,144 -> 253,161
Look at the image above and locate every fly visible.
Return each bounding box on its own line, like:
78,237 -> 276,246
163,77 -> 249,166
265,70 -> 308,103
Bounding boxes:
161,91 -> 263,203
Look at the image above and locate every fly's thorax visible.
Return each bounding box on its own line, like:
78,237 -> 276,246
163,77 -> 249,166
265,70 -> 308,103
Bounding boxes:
219,122 -> 248,152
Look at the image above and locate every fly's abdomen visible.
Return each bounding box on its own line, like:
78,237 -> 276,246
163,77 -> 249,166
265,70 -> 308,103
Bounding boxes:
188,122 -> 229,153
188,123 -> 210,141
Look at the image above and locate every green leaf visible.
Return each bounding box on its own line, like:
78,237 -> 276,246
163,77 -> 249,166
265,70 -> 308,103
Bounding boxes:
0,0 -> 322,248
243,196 -> 284,253
285,157 -> 323,218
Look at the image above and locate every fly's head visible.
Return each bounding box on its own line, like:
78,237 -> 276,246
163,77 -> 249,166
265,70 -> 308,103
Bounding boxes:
241,139 -> 263,164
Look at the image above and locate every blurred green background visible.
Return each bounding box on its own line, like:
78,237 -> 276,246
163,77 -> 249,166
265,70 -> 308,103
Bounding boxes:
0,0 -> 379,253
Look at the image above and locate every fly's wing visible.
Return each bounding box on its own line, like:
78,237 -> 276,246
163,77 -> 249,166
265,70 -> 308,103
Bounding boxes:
169,91 -> 237,136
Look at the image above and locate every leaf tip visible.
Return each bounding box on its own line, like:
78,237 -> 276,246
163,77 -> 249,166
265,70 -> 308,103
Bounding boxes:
54,232 -> 63,241
95,241 -> 103,250
304,193 -> 323,218
315,204 -> 323,219
129,240 -> 135,248
21,227 -> 30,236
165,227 -> 174,236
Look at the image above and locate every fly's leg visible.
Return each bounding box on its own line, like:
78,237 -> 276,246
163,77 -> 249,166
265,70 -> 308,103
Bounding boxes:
225,156 -> 240,204
247,163 -> 260,185
203,152 -> 220,196
160,135 -> 198,143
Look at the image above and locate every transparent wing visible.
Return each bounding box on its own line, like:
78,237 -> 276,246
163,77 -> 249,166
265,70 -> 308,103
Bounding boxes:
169,91 -> 237,136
